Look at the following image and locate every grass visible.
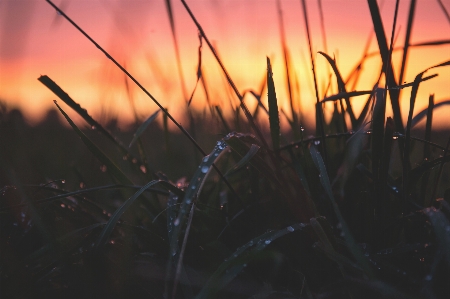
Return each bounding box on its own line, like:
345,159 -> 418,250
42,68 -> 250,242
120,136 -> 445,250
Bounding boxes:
1,0 -> 450,298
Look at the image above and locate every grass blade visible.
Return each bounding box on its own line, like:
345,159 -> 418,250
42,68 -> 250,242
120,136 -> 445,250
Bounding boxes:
318,51 -> 357,128
367,0 -> 403,133
53,101 -> 133,186
266,57 -> 280,150
224,144 -> 260,177
309,145 -> 374,278
129,109 -> 160,148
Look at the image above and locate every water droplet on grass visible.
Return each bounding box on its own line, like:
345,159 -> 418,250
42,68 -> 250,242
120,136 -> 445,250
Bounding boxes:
264,240 -> 271,245
91,125 -> 96,130
201,165 -> 209,173
173,218 -> 180,226
202,155 -> 210,162
287,226 -> 294,232
61,179 -> 65,184
314,140 -> 320,145
140,165 -> 147,173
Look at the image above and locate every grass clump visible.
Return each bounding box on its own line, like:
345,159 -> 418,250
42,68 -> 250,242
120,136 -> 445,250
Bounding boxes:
1,0 -> 449,298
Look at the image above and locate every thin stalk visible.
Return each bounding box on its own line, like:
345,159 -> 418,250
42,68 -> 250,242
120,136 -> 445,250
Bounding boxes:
300,0 -> 328,166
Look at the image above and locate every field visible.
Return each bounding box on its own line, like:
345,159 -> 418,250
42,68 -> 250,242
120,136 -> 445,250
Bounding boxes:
1,0 -> 450,298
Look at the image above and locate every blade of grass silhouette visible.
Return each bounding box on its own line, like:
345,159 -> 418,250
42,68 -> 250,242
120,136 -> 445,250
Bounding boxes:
188,33 -> 203,106
367,0 -> 403,133
398,0 -> 416,86
318,51 -> 357,128
424,95 -> 434,160
164,0 -> 189,101
300,0 -> 328,167
129,109 -> 160,148
436,0 -> 450,24
179,0 -> 269,151
53,101 -> 134,186
267,57 -> 280,151
276,0 -> 298,135
44,0 -> 241,203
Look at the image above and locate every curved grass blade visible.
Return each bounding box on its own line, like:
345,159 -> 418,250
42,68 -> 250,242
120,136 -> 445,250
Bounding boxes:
95,180 -> 184,247
54,101 -> 133,186
411,99 -> 450,128
318,51 -> 357,128
403,60 -> 450,209
309,145 -> 374,278
129,109 -> 160,148
224,144 -> 260,177
169,140 -> 229,257
266,57 -> 280,150
195,223 -> 308,299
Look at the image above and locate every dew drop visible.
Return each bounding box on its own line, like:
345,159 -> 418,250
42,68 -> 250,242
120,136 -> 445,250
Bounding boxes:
300,126 -> 305,132
393,136 -> 399,140
191,185 -> 196,190
79,182 -> 85,188
61,179 -> 66,184
140,165 -> 147,173
314,140 -> 321,145
264,240 -> 271,245
287,226 -> 294,232
60,204 -> 65,208
91,125 -> 96,130
100,165 -> 107,172
109,240 -> 115,245
202,155 -> 210,162
201,165 -> 209,173
173,218 -> 180,226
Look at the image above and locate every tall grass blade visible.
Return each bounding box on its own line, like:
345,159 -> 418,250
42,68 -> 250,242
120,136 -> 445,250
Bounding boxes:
195,223 -> 308,299
266,57 -> 280,150
367,0 -> 403,133
300,0 -> 328,165
129,109 -> 160,148
423,95 -> 434,160
372,89 -> 386,214
398,0 -> 416,86
164,0 -> 189,101
309,145 -> 374,278
53,101 -> 133,186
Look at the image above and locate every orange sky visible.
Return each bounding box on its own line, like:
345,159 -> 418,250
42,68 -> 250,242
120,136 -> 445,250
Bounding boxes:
1,0 -> 449,130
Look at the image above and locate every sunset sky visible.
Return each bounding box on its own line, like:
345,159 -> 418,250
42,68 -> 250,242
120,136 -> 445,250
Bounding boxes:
1,0 -> 449,129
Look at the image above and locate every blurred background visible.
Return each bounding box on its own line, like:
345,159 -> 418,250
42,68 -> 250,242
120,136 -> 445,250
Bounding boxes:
0,0 -> 449,129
